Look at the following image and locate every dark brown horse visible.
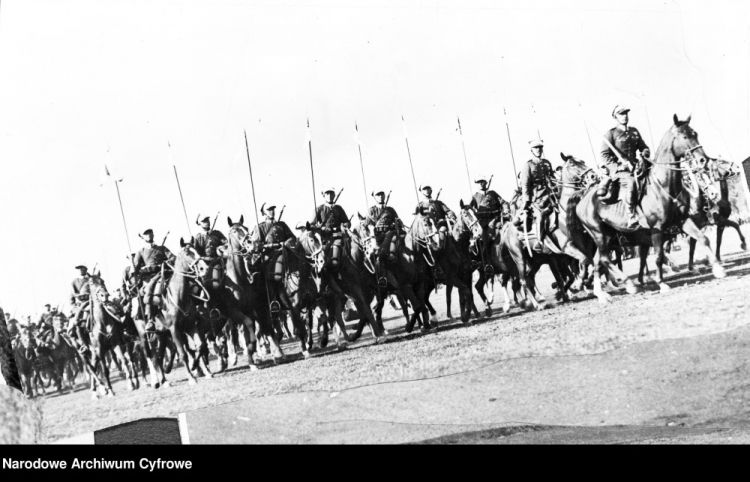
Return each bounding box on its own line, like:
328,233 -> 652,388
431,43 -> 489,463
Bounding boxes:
221,216 -> 281,366
571,115 -> 726,296
14,328 -> 43,398
87,273 -> 140,397
303,222 -> 386,342
687,157 -> 747,269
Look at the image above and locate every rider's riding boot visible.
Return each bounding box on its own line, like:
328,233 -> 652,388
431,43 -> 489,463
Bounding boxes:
376,258 -> 387,289
533,215 -> 545,253
597,175 -> 612,201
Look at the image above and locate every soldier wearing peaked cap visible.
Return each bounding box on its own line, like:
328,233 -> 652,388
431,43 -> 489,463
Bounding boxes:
470,173 -> 508,274
193,214 -> 227,258
597,105 -> 651,230
310,187 -> 350,271
515,138 -> 556,252
366,189 -> 403,287
416,184 -> 456,230
249,203 -> 297,313
133,229 -> 174,328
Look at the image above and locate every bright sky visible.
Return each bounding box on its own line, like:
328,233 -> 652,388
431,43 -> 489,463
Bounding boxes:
1,0 -> 749,319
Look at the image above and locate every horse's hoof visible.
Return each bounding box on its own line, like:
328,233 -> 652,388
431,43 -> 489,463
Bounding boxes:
502,304 -> 510,313
463,320 -> 473,327
741,243 -> 747,251
248,364 -> 259,372
429,313 -> 438,323
713,264 -> 727,279
91,392 -> 99,400
337,343 -> 348,351
484,308 -> 492,317
625,281 -> 639,295
659,283 -> 671,292
188,378 -> 197,386
448,314 -> 454,321
204,372 -> 213,379
273,356 -> 284,365
229,354 -> 238,367
162,381 -> 171,389
302,350 -> 311,359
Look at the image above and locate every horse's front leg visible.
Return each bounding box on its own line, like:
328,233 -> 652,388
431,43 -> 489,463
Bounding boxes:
681,218 -> 725,279
168,319 -> 197,385
113,344 -> 137,390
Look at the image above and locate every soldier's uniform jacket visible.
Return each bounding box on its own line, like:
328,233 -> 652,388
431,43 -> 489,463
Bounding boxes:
252,220 -> 295,246
470,190 -> 506,222
70,277 -> 91,306
133,244 -> 174,276
600,125 -> 650,173
416,198 -> 455,223
367,204 -> 401,234
310,204 -> 349,233
193,230 -> 227,257
520,158 -> 555,205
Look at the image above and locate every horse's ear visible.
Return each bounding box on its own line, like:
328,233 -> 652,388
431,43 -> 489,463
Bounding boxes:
180,237 -> 186,248
240,214 -> 244,225
358,212 -> 366,221
673,113 -> 679,126
305,221 -> 311,230
190,236 -> 195,246
560,152 -> 569,162
685,114 -> 692,124
459,199 -> 465,209
227,216 -> 233,227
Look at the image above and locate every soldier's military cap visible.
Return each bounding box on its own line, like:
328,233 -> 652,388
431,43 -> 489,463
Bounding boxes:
371,189 -> 386,196
473,174 -> 489,183
74,265 -> 87,270
612,105 -> 630,116
141,228 -> 154,236
260,203 -> 276,216
419,184 -> 432,191
529,139 -> 544,148
197,216 -> 210,225
321,187 -> 336,195
44,303 -> 51,307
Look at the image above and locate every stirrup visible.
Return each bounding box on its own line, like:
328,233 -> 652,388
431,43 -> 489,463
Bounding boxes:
270,300 -> 281,315
377,277 -> 388,289
484,264 -> 494,277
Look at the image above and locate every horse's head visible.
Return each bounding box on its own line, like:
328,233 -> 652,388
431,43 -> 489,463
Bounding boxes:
19,328 -> 34,349
670,114 -> 708,165
708,157 -> 740,182
176,237 -> 205,275
410,212 -> 441,251
88,272 -> 110,304
227,215 -> 252,254
560,152 -> 597,190
297,230 -> 326,274
457,199 -> 483,241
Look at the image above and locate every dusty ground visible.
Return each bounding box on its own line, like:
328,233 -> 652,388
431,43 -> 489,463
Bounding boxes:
41,226 -> 750,443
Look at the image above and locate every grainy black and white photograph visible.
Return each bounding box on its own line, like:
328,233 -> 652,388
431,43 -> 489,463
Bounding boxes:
1,0 -> 750,445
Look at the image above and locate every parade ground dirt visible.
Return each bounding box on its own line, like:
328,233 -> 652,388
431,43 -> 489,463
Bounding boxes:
42,227 -> 750,444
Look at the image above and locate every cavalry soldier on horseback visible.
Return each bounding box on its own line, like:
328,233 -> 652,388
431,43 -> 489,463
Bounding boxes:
515,139 -> 556,253
133,229 -> 175,330
416,184 -> 456,231
310,187 -> 350,271
37,303 -> 59,329
5,312 -> 19,340
597,105 -> 651,230
69,266 -> 92,334
193,215 -> 227,258
366,189 -> 403,287
251,203 -> 297,310
470,174 -> 507,274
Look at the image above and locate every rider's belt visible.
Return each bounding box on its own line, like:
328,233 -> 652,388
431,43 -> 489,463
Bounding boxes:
374,226 -> 391,234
